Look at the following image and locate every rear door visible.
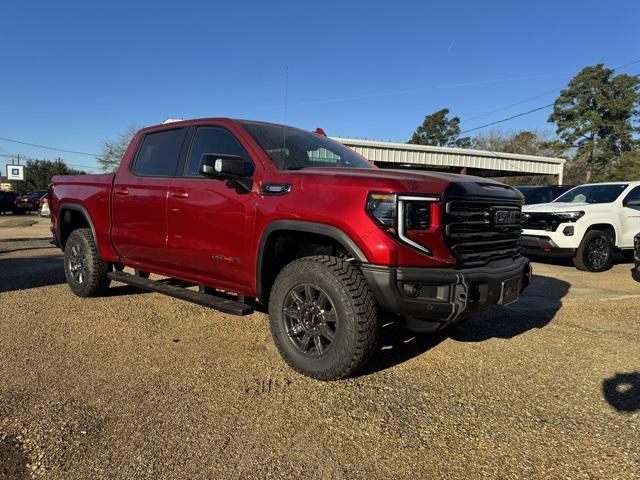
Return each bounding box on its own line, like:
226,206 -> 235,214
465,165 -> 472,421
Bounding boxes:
620,186 -> 640,247
111,127 -> 188,268
166,124 -> 257,291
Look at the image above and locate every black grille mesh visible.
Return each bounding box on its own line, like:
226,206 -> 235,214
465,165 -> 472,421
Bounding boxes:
444,198 -> 522,267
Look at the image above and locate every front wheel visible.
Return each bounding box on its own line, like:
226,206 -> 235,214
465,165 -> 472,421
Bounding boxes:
268,256 -> 379,380
64,228 -> 111,297
574,230 -> 614,272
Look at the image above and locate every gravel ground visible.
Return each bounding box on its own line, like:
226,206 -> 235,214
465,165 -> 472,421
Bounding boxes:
0,247 -> 639,479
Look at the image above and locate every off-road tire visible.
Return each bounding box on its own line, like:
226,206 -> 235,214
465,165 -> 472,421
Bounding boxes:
64,228 -> 111,297
573,230 -> 614,272
268,255 -> 379,380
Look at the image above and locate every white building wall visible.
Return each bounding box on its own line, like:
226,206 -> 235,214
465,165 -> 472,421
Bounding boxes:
332,137 -> 565,184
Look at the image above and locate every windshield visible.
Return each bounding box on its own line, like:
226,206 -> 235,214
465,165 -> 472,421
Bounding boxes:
517,186 -> 552,205
554,184 -> 628,204
241,122 -> 374,171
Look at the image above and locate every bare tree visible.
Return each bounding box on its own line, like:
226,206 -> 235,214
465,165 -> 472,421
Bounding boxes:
97,127 -> 137,172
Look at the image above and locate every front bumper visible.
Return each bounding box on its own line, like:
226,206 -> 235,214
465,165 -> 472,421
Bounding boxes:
520,234 -> 576,258
361,256 -> 531,333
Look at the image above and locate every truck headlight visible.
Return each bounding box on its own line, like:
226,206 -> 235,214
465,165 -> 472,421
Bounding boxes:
366,192 -> 439,255
366,193 -> 396,233
553,211 -> 585,222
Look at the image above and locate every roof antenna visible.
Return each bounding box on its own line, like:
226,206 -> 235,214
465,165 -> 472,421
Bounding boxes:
282,66 -> 288,167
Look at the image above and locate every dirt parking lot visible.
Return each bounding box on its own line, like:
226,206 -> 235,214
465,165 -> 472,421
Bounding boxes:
0,222 -> 639,479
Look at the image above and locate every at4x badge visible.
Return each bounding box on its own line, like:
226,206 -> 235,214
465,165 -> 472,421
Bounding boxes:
211,254 -> 240,264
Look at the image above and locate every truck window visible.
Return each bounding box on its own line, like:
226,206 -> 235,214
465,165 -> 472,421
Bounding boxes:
132,128 -> 187,177
241,121 -> 373,171
624,186 -> 640,204
184,127 -> 250,177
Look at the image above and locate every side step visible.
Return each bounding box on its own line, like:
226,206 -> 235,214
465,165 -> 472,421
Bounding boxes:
107,271 -> 254,316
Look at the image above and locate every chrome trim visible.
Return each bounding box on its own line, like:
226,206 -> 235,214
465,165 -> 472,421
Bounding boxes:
398,195 -> 439,202
397,196 -> 437,256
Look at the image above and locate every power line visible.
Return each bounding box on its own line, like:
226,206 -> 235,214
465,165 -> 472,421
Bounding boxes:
461,104 -> 555,134
0,136 -> 99,157
463,88 -> 559,122
461,59 -> 640,133
0,152 -> 101,171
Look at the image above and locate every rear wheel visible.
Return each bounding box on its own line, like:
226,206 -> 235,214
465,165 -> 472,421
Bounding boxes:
64,228 -> 111,297
574,230 -> 614,272
268,255 -> 379,380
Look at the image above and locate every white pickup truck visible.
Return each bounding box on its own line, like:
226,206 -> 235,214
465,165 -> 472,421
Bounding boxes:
520,181 -> 640,272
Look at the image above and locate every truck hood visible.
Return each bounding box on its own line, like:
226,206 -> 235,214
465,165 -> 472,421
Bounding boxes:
296,167 -> 520,199
523,202 -> 610,213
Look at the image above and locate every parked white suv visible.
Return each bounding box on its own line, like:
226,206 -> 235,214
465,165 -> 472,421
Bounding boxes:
521,181 -> 640,271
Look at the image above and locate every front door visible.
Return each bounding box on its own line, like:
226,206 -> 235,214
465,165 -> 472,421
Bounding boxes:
167,125 -> 257,291
111,127 -> 188,268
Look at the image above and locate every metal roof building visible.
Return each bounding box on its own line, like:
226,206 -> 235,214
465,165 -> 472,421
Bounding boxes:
332,137 -> 566,184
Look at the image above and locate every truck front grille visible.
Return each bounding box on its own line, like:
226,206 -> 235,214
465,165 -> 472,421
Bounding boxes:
444,197 -> 522,267
522,212 -> 561,231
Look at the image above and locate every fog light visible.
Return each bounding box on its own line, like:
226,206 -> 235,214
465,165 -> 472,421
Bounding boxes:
563,226 -> 574,236
403,283 -> 419,298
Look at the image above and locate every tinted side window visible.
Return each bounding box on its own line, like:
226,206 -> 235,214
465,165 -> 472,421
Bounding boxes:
624,186 -> 640,204
184,127 -> 249,177
133,128 -> 186,177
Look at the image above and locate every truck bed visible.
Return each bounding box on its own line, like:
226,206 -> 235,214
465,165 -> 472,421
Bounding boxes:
50,173 -> 116,258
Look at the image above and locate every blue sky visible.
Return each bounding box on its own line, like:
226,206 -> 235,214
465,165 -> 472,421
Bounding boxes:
1,0 -> 638,172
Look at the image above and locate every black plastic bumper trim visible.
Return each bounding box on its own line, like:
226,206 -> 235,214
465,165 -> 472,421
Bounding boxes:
361,256 -> 531,333
520,235 -> 576,258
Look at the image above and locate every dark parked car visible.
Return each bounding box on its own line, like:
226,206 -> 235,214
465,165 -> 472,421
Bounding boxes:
0,191 -> 18,214
515,185 -> 574,205
14,190 -> 48,213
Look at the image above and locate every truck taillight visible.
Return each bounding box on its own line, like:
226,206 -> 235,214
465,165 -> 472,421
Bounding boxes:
47,185 -> 53,211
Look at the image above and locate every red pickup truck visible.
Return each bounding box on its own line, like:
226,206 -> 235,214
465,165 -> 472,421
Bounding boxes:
51,118 -> 531,380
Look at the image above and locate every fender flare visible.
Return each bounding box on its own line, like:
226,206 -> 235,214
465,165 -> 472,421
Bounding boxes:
57,203 -> 100,256
583,221 -> 619,246
255,220 -> 368,302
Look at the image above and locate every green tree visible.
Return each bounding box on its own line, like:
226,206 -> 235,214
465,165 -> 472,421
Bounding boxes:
409,108 -> 472,147
97,126 -> 137,172
595,151 -> 640,181
472,129 -> 557,156
473,130 -> 564,185
13,158 -> 84,194
548,64 -> 640,181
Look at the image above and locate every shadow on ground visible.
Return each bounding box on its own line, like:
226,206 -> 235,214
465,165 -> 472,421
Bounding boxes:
0,253 -> 146,297
0,254 -> 66,293
0,435 -> 27,480
359,274 -> 570,376
526,252 -> 632,268
602,372 -> 640,413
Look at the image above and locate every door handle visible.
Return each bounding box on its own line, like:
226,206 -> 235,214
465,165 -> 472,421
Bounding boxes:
170,190 -> 189,199
114,187 -> 129,196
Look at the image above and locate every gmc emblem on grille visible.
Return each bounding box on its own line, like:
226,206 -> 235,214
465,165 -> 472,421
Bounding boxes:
493,210 -> 521,226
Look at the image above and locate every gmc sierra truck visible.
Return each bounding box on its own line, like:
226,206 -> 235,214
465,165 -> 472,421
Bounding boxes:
51,118 -> 531,380
521,182 -> 640,272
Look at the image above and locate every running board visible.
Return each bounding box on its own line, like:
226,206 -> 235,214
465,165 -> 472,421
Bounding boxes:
107,271 -> 253,316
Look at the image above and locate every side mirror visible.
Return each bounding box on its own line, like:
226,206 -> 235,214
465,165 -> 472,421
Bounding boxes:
200,153 -> 248,178
624,198 -> 640,207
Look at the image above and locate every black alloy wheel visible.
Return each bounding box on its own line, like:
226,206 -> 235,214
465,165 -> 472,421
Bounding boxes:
283,283 -> 338,357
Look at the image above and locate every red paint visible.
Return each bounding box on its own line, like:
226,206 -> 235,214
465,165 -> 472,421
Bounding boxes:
51,117 -> 496,298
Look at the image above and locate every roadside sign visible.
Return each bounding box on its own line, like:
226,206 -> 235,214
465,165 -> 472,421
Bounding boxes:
6,164 -> 24,181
